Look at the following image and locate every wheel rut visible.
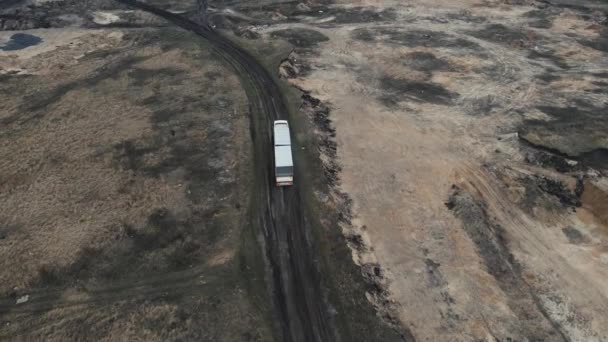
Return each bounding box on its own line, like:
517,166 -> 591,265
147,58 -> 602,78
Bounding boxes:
112,1 -> 339,341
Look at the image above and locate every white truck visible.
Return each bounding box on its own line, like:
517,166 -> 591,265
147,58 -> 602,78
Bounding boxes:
273,120 -> 294,186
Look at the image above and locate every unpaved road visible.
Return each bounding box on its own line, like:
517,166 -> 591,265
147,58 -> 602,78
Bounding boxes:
114,1 -> 338,341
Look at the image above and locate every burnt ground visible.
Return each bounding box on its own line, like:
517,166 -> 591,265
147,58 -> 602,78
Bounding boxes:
0,0 -> 405,341
270,28 -> 329,48
214,0 -> 608,340
0,27 -> 272,340
446,186 -> 569,341
3,0 -> 608,341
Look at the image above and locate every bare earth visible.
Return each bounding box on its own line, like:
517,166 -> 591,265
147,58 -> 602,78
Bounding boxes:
260,0 -> 608,340
2,0 -> 608,341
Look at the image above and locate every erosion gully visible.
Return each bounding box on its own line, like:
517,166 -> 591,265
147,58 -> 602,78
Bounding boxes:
115,1 -> 339,341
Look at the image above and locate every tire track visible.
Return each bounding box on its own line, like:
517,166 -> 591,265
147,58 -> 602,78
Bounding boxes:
112,1 -> 338,341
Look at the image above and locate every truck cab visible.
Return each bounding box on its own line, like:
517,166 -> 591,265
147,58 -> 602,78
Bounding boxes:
273,120 -> 293,186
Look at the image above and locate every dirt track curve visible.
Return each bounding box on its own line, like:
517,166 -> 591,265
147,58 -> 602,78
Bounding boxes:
113,1 -> 339,341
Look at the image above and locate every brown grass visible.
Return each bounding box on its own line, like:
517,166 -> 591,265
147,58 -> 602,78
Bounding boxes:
0,28 -> 268,340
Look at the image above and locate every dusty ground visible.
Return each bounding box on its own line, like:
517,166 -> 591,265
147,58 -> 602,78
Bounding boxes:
0,23 -> 273,340
0,0 -> 404,341
3,0 -> 608,341
222,0 -> 608,340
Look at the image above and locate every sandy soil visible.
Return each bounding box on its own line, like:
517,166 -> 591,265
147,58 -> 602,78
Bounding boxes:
252,0 -> 608,340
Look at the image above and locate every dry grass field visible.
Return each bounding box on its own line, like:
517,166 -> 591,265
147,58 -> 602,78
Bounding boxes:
2,0 -> 608,340
0,27 -> 271,340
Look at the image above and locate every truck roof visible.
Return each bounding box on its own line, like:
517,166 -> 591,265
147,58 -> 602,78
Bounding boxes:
274,145 -> 293,167
273,120 -> 291,146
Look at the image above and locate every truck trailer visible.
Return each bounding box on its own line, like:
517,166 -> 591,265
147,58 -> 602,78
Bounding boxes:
273,120 -> 294,186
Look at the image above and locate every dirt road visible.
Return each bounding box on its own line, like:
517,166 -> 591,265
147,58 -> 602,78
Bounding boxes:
114,1 -> 338,341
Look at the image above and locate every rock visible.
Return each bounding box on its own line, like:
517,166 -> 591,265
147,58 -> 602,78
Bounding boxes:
234,26 -> 260,40
586,169 -> 599,178
92,11 -> 120,25
279,58 -> 299,78
296,3 -> 310,12
271,12 -> 287,21
279,51 -> 310,79
16,295 -> 29,304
